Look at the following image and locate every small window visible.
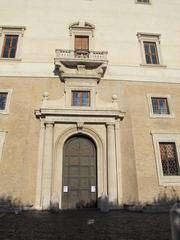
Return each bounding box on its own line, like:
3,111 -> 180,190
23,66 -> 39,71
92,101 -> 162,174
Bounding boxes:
2,34 -> 19,58
0,92 -> 8,110
151,97 -> 169,115
136,0 -> 150,3
147,94 -> 174,118
159,142 -> 180,176
144,42 -> 159,64
72,91 -> 90,106
0,89 -> 12,114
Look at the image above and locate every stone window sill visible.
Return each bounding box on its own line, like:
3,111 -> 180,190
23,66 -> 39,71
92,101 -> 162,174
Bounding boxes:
0,58 -> 22,62
140,64 -> 166,68
150,114 -> 175,119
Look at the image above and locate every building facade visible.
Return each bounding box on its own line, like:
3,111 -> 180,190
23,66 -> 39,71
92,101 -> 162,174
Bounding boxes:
0,0 -> 180,209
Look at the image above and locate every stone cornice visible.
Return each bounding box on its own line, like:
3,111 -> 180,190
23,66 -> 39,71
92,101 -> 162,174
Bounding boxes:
35,108 -> 125,121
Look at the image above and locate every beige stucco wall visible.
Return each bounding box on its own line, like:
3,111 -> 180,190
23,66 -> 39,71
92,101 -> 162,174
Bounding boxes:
0,0 -> 180,207
0,77 -> 64,203
1,76 -> 180,205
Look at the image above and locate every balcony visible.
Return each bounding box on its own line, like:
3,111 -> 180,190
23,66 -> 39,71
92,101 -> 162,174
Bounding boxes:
54,49 -> 108,68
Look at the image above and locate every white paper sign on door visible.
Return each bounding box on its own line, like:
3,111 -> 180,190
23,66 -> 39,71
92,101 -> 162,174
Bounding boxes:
91,186 -> 96,192
63,186 -> 68,192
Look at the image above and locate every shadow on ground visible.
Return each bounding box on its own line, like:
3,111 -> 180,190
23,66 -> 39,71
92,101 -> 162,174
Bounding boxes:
0,209 -> 171,240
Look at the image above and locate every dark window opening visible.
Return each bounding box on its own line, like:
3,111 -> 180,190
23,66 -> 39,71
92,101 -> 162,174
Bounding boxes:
0,93 -> 8,110
144,41 -> 159,64
2,35 -> 18,58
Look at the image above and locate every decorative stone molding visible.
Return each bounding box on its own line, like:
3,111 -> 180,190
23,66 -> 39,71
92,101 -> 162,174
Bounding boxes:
54,50 -> 108,81
77,121 -> 84,130
42,91 -> 49,101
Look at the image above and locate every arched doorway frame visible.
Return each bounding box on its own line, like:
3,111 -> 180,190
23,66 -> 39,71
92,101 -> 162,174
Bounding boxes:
53,126 -> 106,209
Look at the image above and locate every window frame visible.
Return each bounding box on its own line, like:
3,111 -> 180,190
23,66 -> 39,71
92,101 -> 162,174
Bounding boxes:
0,89 -> 12,114
64,83 -> 96,109
147,94 -> 174,118
152,132 -> 180,186
137,32 -> 165,67
0,25 -> 26,61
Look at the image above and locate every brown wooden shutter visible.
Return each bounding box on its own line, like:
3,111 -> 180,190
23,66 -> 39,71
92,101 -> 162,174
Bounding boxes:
75,36 -> 89,50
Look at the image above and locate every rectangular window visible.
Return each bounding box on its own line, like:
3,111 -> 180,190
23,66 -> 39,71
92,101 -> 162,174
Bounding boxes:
151,97 -> 169,115
159,142 -> 180,176
144,42 -> 159,64
2,34 -> 19,58
0,92 -> 8,110
72,91 -> 90,106
137,33 -> 164,66
137,0 -> 150,3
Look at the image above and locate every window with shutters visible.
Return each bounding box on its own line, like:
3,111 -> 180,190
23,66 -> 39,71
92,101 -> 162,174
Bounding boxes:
137,33 -> 165,67
74,35 -> 89,57
69,22 -> 95,54
0,26 -> 26,60
152,133 -> 180,185
0,89 -> 12,114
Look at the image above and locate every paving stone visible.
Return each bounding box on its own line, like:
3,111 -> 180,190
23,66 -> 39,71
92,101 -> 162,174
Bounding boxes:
0,210 -> 171,240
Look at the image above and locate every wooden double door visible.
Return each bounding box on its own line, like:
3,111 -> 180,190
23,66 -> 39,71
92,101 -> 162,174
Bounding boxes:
62,135 -> 97,209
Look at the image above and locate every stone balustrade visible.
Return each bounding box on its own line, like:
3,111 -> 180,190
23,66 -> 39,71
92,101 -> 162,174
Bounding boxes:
55,49 -> 108,61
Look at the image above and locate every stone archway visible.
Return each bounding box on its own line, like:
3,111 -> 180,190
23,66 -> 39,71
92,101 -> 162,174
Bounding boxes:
62,134 -> 97,209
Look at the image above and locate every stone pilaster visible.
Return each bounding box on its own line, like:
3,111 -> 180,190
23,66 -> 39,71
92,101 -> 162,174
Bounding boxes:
35,119 -> 45,209
115,119 -> 122,205
41,122 -> 54,209
107,123 -> 118,205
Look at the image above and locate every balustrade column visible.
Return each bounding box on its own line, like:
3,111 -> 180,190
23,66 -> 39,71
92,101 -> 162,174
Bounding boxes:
42,122 -> 54,209
107,123 -> 118,205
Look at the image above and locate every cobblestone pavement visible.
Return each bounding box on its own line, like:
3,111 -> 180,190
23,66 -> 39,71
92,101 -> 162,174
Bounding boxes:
0,210 -> 171,240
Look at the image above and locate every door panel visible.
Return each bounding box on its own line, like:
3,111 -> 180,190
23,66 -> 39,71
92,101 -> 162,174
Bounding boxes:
62,135 -> 97,209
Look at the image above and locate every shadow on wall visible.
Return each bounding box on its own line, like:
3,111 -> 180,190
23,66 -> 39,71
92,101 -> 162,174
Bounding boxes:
1,187 -> 180,213
123,187 -> 180,213
50,193 -> 118,212
153,187 -> 180,205
0,196 -> 33,213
